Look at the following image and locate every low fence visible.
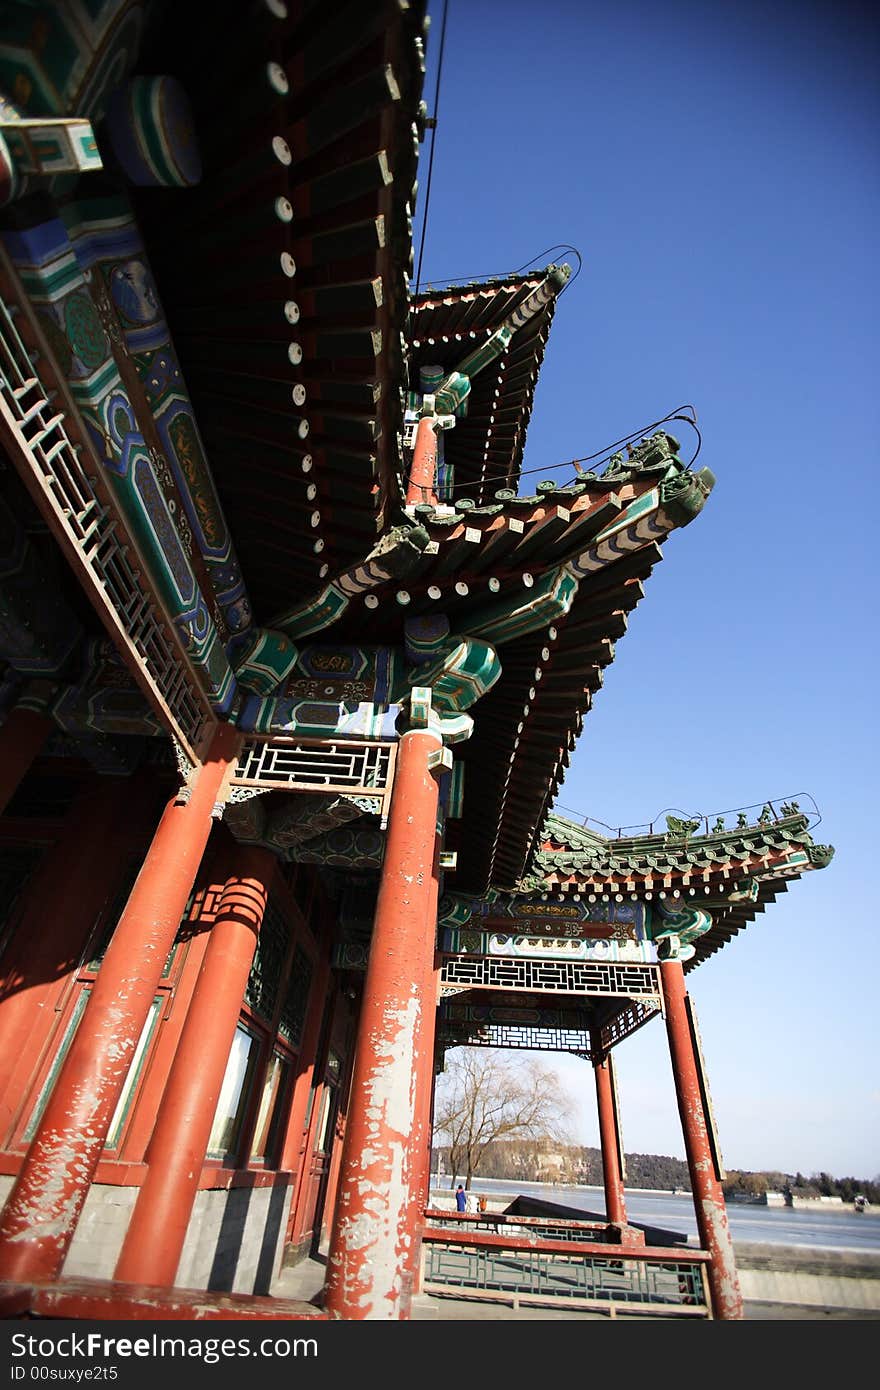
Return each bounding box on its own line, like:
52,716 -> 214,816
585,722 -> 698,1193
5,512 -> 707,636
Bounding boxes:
421,1221 -> 712,1317
426,1208 -> 617,1245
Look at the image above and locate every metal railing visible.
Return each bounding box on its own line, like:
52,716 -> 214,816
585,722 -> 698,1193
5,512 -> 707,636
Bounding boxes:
425,1208 -> 613,1244
555,792 -> 822,842
421,1226 -> 711,1317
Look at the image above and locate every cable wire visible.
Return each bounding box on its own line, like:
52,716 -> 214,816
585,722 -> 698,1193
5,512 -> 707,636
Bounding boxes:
416,243 -> 584,295
414,0 -> 449,298
445,405 -> 701,496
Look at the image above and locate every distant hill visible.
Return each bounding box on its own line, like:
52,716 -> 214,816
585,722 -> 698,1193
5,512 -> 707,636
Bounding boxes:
433,1140 -> 692,1190
432,1141 -> 880,1202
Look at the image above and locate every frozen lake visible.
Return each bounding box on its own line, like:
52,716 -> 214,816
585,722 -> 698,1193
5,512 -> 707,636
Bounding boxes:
446,1177 -> 880,1253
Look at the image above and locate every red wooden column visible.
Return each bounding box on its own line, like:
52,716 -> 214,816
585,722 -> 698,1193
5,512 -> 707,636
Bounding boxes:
114,845 -> 275,1287
414,959 -> 441,1211
409,942 -> 441,1296
0,703 -> 53,816
0,774 -> 134,1136
590,1036 -> 627,1227
0,722 -> 240,1283
322,717 -> 447,1320
404,417 -> 438,506
660,955 -> 743,1319
412,819 -> 443,1236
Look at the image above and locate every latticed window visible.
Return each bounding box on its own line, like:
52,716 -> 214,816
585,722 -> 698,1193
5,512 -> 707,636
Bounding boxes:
279,946 -> 313,1049
245,896 -> 289,1023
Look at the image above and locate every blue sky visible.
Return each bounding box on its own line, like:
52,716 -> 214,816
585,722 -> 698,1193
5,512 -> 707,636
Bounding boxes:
417,0 -> 879,1178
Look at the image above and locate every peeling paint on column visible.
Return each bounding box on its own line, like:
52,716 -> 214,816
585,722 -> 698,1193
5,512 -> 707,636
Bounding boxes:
329,996 -> 421,1316
661,957 -> 743,1319
323,726 -> 445,1320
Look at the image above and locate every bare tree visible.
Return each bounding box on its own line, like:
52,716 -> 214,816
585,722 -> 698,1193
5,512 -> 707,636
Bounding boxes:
433,1049 -> 573,1189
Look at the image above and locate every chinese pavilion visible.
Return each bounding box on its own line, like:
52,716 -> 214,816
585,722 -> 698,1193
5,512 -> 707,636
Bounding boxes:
0,0 -> 832,1322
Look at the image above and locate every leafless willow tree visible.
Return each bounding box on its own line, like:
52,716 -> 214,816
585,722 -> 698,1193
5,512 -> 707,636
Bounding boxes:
433,1048 -> 573,1189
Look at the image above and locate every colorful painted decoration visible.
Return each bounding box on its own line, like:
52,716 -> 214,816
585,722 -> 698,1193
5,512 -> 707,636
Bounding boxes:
438,760 -> 465,819
650,899 -> 713,963
442,926 -> 653,966
423,266 -> 571,421
432,370 -> 470,415
236,698 -> 399,740
293,825 -> 385,869
51,638 -> 164,738
235,645 -> 400,738
261,795 -> 366,852
439,889 -> 646,934
462,566 -> 577,646
232,629 -> 299,697
404,613 -> 451,665
453,324 -> 513,380
104,76 -> 201,187
272,524 -> 432,639
418,364 -> 444,393
405,636 -> 501,713
0,2 -> 145,126
62,197 -> 253,645
0,116 -> 101,180
1,212 -> 237,713
566,488 -> 668,578
407,684 -> 433,728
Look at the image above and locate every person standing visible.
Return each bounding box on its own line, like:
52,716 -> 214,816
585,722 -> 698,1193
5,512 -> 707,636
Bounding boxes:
455,1184 -> 467,1212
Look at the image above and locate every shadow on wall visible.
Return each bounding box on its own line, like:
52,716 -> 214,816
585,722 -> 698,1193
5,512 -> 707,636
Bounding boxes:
186,1172 -> 292,1295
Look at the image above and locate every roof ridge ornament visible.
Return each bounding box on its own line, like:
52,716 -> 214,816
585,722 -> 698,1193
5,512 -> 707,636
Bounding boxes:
665,814 -> 701,839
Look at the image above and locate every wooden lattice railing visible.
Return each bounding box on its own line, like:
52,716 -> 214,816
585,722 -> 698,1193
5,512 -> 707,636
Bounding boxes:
421,1217 -> 712,1317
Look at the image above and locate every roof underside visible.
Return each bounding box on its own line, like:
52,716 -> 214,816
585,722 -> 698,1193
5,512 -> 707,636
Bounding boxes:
97,0 -> 653,894
408,272 -> 560,499
322,464 -> 674,893
133,0 -> 429,622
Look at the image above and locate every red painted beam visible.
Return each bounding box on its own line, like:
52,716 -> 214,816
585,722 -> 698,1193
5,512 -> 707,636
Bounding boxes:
420,1226 -> 711,1263
0,1279 -> 326,1321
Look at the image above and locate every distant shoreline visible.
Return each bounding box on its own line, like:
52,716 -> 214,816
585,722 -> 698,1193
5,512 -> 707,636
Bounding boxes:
432,1176 -> 879,1215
